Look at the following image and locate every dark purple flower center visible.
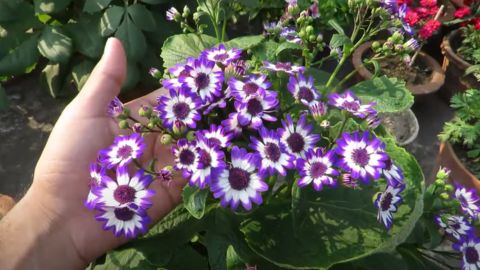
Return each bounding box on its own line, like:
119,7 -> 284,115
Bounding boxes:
179,149 -> 195,165
228,168 -> 250,190
352,148 -> 370,166
208,137 -> 222,146
114,185 -> 136,204
243,82 -> 259,95
199,151 -> 212,167
286,132 -> 305,153
195,72 -> 210,89
310,162 -> 327,178
450,221 -> 461,230
276,62 -> 291,71
179,69 -> 190,77
247,98 -> 263,115
385,158 -> 393,170
264,143 -> 281,162
342,101 -> 360,111
298,87 -> 314,102
173,102 -> 190,120
214,53 -> 228,62
117,145 -> 133,159
114,207 -> 135,221
380,192 -> 393,211
465,247 -> 479,264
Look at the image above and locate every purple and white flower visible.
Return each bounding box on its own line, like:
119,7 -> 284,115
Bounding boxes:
405,38 -> 420,51
279,114 -> 320,159
328,90 -> 376,119
366,112 -> 382,129
435,214 -> 473,240
309,0 -> 319,18
335,131 -> 388,182
162,58 -> 195,90
229,75 -> 271,101
85,163 -> 110,210
107,97 -> 123,118
287,73 -> 320,105
455,185 -> 480,219
201,44 -> 242,66
182,57 -> 224,103
453,236 -> 480,270
374,184 -> 405,230
96,204 -> 150,238
280,27 -> 302,44
341,173 -> 359,189
99,133 -> 146,168
308,101 -> 327,120
211,147 -> 268,210
172,139 -> 199,177
263,61 -> 305,75
249,127 -> 295,176
297,148 -> 339,191
221,112 -> 243,137
263,21 -> 279,34
197,124 -> 233,148
166,7 -> 180,21
235,92 -> 278,129
383,158 -> 404,187
190,136 -> 225,189
156,88 -> 201,129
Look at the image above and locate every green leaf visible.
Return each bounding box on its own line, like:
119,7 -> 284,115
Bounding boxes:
115,16 -> 147,61
92,248 -> 158,270
83,0 -> 113,14
41,62 -> 68,98
0,34 -> 40,76
100,5 -> 125,37
0,1 -> 23,22
140,0 -> 170,4
329,33 -> 352,50
240,139 -> 424,269
165,244 -> 209,270
182,185 -> 209,219
127,4 -> 156,31
275,42 -> 302,56
65,18 -> 104,59
205,231 -> 229,270
226,246 -> 245,270
224,35 -> 265,50
160,34 -> 217,69
328,19 -> 345,35
350,76 -> 414,113
249,40 -> 279,62
38,26 -> 73,63
71,60 -> 96,91
305,68 -> 334,86
34,0 -> 72,14
0,84 -> 8,110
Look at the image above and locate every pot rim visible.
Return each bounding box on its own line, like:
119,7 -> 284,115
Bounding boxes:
441,29 -> 473,70
441,141 -> 479,181
382,108 -> 419,146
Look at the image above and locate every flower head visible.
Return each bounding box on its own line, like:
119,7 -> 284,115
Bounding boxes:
85,163 -> 110,210
211,147 -> 268,210
308,101 -> 327,120
182,57 -> 224,103
201,44 -> 243,66
156,88 -> 202,129
96,204 -> 150,238
454,7 -> 471,18
328,90 -> 376,119
382,158 -> 404,187
172,139 -> 199,178
166,7 -> 181,21
99,133 -> 146,168
418,19 -> 441,40
263,61 -> 305,75
287,73 -> 320,105
297,148 -> 339,191
435,214 -> 473,240
235,92 -> 278,129
280,27 -> 302,44
107,97 -> 123,118
279,114 -> 320,159
454,185 -> 480,218
453,236 -> 480,270
404,38 -> 420,51
229,75 -> 271,101
221,112 -> 243,137
190,136 -> 225,189
374,184 -> 405,230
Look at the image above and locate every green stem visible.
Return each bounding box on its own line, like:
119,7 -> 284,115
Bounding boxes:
221,10 -> 227,42
334,112 -> 349,142
133,159 -> 161,176
325,54 -> 348,89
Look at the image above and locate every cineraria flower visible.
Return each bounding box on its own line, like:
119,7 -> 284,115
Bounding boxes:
162,58 -> 195,90
158,168 -> 173,183
454,185 -> 480,218
335,131 -> 387,182
96,204 -> 150,238
419,19 -> 441,40
309,0 -> 319,18
94,166 -> 155,209
156,88 -> 201,129
201,44 -> 242,66
309,101 -> 327,120
374,184 -> 405,230
85,163 -> 110,210
197,124 -> 233,148
404,38 -> 420,51
280,27 -> 302,44
190,136 -> 225,189
211,147 -> 268,210
366,112 -> 382,129
182,57 -> 224,102
287,73 -> 320,105
380,0 -> 398,13
297,148 -> 339,191
172,139 -> 199,176
382,158 -> 404,187
107,97 -> 123,118
225,60 -> 248,78
279,114 -> 320,159
221,112 -> 243,137
435,214 -> 473,240
263,61 -> 305,75
229,75 -> 271,101
235,92 -> 279,129
249,127 -> 295,176
99,133 -> 146,168
341,173 -> 359,189
263,21 -> 279,34
453,236 -> 480,270
166,7 -> 180,21
328,90 -> 376,119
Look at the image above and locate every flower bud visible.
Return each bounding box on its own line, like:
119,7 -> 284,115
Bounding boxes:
306,26 -> 314,34
182,5 -> 191,18
439,192 -> 450,200
193,12 -> 201,22
118,119 -> 129,129
138,105 -> 152,118
173,120 -> 186,135
149,67 -> 162,79
436,166 -> 451,181
161,134 -> 173,145
308,35 -> 317,42
434,179 -> 445,187
444,184 -> 454,192
320,120 -> 330,128
132,123 -> 142,133
186,131 -> 196,141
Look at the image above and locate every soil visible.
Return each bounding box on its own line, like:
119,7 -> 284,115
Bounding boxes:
452,143 -> 480,179
366,55 -> 433,85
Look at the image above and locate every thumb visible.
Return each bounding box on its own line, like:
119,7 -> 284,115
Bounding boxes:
74,38 -> 127,117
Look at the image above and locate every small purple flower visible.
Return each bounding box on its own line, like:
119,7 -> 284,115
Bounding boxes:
374,184 -> 405,230
149,67 -> 162,78
197,124 -> 233,148
263,21 -> 279,34
158,168 -> 173,183
308,101 -> 327,120
287,73 -> 320,105
453,236 -> 480,270
202,44 -> 242,66
379,0 -> 398,14
383,158 -> 404,187
249,127 -> 295,177
211,147 -> 268,210
341,173 -> 359,189
182,57 -> 224,103
280,27 -> 302,45
96,204 -> 150,238
166,7 -> 180,21
263,61 -> 305,75
279,114 -> 320,159
235,92 -> 278,129
405,38 -> 420,50
297,148 -> 339,191
309,0 -> 319,18
190,136 -> 225,189
328,90 -> 376,119
221,112 -> 242,137
229,75 -> 271,101
99,133 -> 146,168
225,60 -> 248,78
366,112 -> 382,129
156,88 -> 201,129
94,166 -> 155,209
85,163 -> 111,210
107,97 -> 123,118
172,139 -> 199,177
162,59 -> 195,90
435,214 -> 473,240
454,185 -> 480,219
335,131 -> 387,182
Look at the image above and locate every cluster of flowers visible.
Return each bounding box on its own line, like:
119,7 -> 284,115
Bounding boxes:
454,0 -> 480,30
432,168 -> 480,270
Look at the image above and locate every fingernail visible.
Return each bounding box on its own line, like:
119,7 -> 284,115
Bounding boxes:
103,38 -> 116,60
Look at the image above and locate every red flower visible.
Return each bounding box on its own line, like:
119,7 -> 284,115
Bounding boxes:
398,0 -> 413,5
420,0 -> 437,7
419,20 -> 441,39
475,18 -> 480,30
405,10 -> 420,26
454,7 -> 471,18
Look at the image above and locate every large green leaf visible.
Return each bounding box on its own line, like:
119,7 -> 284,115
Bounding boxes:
224,35 -> 264,50
160,34 -> 217,69
127,4 -> 156,31
0,34 -> 40,76
92,248 -> 159,270
249,40 -> 279,62
71,59 -> 96,91
275,42 -> 302,56
0,84 -> 8,110
83,0 -> 113,14
41,62 -> 69,98
140,0 -> 170,4
65,17 -> 104,59
100,5 -> 125,37
205,231 -> 230,270
0,1 -> 23,22
182,185 -> 209,219
34,0 -> 72,14
115,16 -> 146,61
240,139 -> 424,269
350,76 -> 414,113
38,26 -> 73,63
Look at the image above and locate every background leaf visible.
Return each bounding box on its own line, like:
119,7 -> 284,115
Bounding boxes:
84,0 -> 113,14
0,34 -> 40,76
115,16 -> 147,61
71,59 -> 96,91
224,35 -> 265,50
65,16 -> 105,59
160,34 -> 217,69
34,0 -> 72,14
100,5 -> 125,37
127,4 -> 156,31
182,185 -> 209,219
38,26 -> 73,63
41,62 -> 68,98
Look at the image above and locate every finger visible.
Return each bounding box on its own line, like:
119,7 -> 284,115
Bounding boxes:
74,38 -> 127,117
125,88 -> 168,125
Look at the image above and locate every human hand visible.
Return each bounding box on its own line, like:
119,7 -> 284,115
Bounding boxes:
0,38 -> 186,269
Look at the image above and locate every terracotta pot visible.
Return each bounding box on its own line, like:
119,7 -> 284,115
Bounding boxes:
352,41 -> 445,97
0,194 -> 15,219
440,29 -> 480,101
435,142 -> 480,190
